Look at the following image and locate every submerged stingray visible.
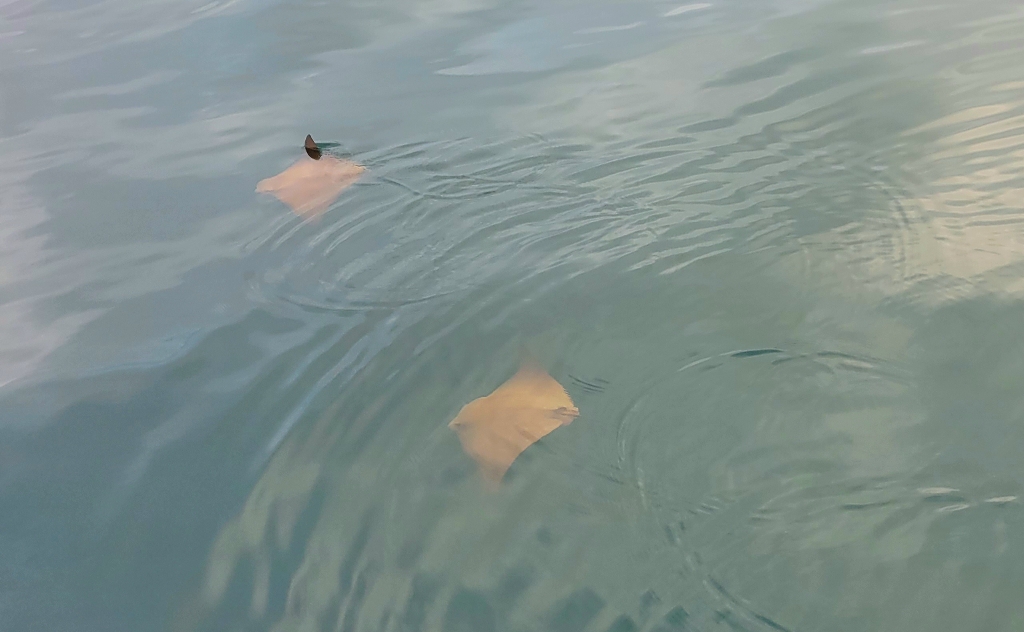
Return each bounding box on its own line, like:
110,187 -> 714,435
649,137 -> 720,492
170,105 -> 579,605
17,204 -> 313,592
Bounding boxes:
448,359 -> 579,489
256,135 -> 365,218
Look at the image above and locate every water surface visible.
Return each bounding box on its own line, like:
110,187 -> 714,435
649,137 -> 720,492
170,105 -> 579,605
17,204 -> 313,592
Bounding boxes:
3,0 -> 1024,630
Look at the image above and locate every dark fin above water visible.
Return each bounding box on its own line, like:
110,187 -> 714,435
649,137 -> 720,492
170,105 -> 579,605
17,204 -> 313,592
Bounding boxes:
304,134 -> 322,160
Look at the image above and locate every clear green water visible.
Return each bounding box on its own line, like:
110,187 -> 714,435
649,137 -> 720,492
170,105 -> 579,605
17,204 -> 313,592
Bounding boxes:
3,0 -> 1024,630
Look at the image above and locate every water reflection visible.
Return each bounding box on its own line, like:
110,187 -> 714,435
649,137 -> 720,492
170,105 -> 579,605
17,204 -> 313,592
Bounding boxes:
0,180 -> 96,387
899,89 -> 1024,298
791,88 -> 1024,305
436,1 -> 719,76
780,4 -> 1024,304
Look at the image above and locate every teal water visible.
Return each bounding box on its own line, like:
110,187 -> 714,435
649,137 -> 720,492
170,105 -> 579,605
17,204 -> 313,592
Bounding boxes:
3,0 -> 1024,630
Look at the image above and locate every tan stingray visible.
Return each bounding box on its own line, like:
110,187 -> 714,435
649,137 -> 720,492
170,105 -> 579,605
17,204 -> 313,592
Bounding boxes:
256,135 -> 365,218
449,359 -> 579,489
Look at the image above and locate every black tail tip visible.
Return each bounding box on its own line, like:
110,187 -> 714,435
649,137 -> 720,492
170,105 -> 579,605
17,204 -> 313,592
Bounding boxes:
304,134 -> 321,159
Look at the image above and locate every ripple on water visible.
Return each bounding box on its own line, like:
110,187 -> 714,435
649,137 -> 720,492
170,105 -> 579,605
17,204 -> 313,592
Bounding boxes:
249,136 -> 605,313
613,342 -> 1023,631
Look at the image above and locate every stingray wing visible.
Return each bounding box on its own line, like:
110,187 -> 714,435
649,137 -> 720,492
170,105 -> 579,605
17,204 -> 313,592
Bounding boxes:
256,155 -> 365,218
491,362 -> 580,422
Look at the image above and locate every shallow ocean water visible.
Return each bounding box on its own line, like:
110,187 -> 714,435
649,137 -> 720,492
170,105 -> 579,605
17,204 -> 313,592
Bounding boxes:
2,0 -> 1024,630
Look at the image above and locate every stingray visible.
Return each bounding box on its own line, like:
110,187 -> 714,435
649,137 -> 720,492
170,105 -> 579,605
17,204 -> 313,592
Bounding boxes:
448,359 -> 579,489
256,135 -> 365,218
